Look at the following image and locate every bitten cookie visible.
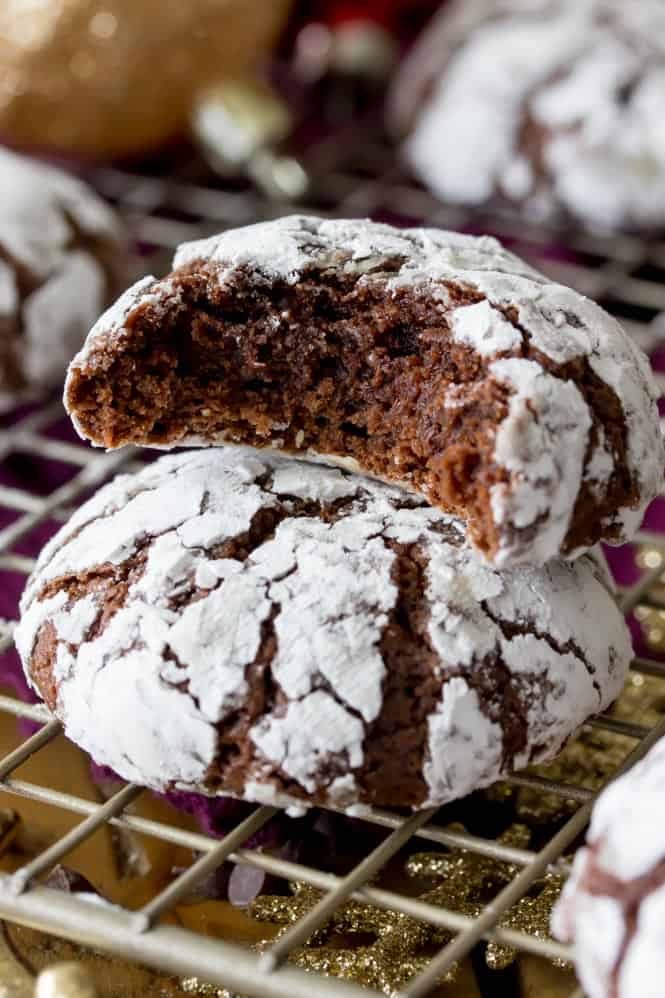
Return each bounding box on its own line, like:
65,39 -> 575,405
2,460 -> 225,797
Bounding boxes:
0,149 -> 123,402
552,736 -> 665,998
64,216 -> 662,567
16,448 -> 631,812
388,0 -> 665,232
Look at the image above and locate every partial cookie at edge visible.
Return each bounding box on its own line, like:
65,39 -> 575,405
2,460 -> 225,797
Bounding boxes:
0,148 -> 124,401
553,736 -> 665,998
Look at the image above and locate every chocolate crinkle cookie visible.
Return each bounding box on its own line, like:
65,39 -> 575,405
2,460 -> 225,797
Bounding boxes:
16,448 -> 631,812
64,216 -> 662,567
388,0 -> 665,232
0,148 -> 123,402
552,736 -> 665,998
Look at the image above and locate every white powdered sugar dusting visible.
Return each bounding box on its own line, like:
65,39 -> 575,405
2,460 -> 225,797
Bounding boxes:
171,215 -> 543,288
489,357 -> 591,565
22,252 -> 106,386
0,149 -> 118,278
16,448 -> 632,810
423,678 -> 503,807
0,260 -> 18,316
251,690 -> 365,795
394,0 -> 665,231
425,543 -> 504,666
264,525 -> 393,724
0,147 -> 123,395
618,890 -> 665,998
54,595 -> 99,647
66,215 -> 662,566
553,735 -> 665,998
451,299 -> 521,356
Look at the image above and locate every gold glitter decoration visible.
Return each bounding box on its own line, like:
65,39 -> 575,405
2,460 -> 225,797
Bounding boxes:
634,545 -> 665,651
0,0 -> 292,158
181,980 -> 228,997
246,879 -> 454,997
213,823 -> 564,997
405,824 -> 566,972
635,603 -> 665,652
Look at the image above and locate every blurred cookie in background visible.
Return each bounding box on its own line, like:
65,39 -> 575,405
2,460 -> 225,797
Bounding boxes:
0,148 -> 124,405
388,0 -> 665,233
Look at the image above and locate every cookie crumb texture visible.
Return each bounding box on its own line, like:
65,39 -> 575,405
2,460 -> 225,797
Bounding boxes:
0,148 -> 123,400
17,448 -> 631,811
389,0 -> 665,232
65,217 -> 661,566
553,738 -> 665,998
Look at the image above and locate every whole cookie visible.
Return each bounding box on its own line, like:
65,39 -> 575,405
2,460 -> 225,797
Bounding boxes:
388,0 -> 665,231
0,149 -> 123,402
553,736 -> 665,998
65,216 -> 662,567
16,448 -> 631,811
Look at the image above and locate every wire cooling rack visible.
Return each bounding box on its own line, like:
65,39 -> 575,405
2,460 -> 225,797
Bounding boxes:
1,125 -> 665,997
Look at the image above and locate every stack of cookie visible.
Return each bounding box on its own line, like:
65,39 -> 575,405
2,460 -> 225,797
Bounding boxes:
16,216 -> 663,815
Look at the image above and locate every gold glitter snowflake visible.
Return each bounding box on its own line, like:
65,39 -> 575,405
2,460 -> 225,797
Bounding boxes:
246,880 -> 454,997
405,823 -> 565,971
208,823 -> 567,997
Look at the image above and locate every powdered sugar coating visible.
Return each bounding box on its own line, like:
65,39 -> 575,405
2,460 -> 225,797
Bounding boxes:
390,0 -> 665,231
17,448 -> 631,810
67,215 -> 663,566
0,148 -> 123,398
489,358 -> 591,562
553,736 -> 665,998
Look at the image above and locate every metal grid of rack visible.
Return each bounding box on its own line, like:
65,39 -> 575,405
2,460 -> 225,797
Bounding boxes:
0,127 -> 665,996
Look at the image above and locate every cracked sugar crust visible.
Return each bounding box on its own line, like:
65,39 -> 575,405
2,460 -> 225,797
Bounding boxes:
389,0 -> 665,232
0,148 -> 124,401
16,448 -> 632,811
64,215 -> 662,567
553,738 -> 665,998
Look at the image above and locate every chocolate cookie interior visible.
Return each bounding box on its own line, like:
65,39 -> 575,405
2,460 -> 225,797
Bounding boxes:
66,260 -> 632,559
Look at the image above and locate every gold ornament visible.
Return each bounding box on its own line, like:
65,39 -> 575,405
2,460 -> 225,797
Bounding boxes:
35,962 -> 98,998
192,80 -> 308,201
0,0 -> 292,158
